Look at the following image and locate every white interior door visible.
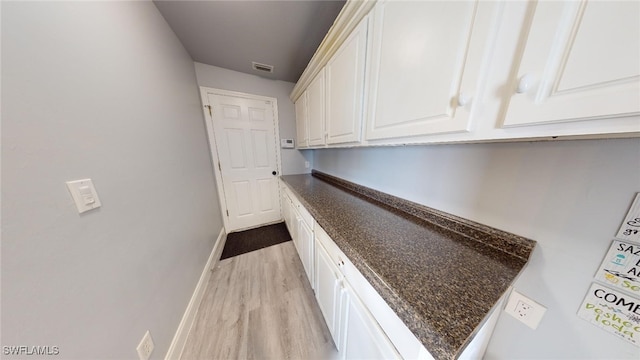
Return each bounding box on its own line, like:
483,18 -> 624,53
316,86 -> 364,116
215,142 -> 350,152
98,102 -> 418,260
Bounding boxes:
203,90 -> 282,232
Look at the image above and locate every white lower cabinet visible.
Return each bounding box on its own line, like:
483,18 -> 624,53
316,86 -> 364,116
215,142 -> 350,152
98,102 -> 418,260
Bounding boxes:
340,283 -> 400,360
315,225 -> 403,360
282,191 -> 298,250
297,216 -> 315,290
283,182 -> 499,360
281,190 -> 292,234
281,184 -> 315,290
315,241 -> 343,349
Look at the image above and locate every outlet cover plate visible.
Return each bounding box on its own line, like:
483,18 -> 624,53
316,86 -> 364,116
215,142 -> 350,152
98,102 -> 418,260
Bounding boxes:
136,330 -> 154,360
504,289 -> 547,329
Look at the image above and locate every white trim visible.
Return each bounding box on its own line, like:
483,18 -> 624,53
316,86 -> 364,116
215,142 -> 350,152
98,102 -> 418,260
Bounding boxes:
290,0 -> 377,102
164,228 -> 227,360
199,87 -> 283,233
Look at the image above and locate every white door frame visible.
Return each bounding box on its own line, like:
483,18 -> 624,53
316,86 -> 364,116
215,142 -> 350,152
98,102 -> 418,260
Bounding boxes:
199,87 -> 283,232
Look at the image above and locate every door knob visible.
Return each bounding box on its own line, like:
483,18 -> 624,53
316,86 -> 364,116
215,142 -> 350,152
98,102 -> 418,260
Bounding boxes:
272,171 -> 277,176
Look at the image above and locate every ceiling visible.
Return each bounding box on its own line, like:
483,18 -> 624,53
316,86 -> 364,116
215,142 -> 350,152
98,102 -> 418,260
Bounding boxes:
153,0 -> 346,83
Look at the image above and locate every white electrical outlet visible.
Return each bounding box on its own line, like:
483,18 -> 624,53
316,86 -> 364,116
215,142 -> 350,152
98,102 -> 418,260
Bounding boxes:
304,161 -> 310,169
515,300 -> 532,318
136,330 -> 154,360
504,290 -> 547,329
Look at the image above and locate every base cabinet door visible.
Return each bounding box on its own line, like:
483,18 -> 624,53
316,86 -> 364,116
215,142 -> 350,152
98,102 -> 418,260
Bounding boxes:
297,218 -> 315,289
281,192 -> 291,232
315,242 -> 343,349
340,284 -> 400,360
293,216 -> 300,254
288,202 -> 299,251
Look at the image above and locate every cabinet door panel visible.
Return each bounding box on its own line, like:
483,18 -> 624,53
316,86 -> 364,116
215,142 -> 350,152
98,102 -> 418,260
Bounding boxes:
502,0 -> 640,127
290,209 -> 300,253
366,0 -> 494,140
308,69 -> 326,146
295,93 -> 309,147
281,192 -> 290,232
298,218 -> 314,288
326,16 -> 368,144
340,284 -> 400,360
315,241 -> 342,348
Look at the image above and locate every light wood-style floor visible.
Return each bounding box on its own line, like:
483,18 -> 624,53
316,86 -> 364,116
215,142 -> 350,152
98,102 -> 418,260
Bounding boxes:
180,241 -> 338,360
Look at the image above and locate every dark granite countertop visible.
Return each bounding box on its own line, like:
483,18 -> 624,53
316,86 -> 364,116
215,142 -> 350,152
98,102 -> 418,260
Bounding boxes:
281,171 -> 536,360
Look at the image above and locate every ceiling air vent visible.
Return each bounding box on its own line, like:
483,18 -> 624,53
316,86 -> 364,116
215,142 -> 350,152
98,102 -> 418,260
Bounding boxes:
252,62 -> 274,74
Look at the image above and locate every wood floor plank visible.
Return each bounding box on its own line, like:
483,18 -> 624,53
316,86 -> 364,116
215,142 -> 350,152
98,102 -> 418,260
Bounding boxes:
181,242 -> 337,360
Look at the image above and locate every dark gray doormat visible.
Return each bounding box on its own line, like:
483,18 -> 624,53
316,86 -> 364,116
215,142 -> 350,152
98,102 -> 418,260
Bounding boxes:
220,222 -> 292,260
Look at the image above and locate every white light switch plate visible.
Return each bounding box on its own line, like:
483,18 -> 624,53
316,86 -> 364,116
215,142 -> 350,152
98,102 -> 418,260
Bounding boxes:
504,289 -> 547,329
66,178 -> 101,213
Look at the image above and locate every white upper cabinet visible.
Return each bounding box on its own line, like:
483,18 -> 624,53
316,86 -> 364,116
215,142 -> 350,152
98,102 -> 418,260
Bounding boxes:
293,0 -> 639,146
326,15 -> 369,145
365,0 -> 497,141
307,69 -> 326,146
500,0 -> 640,129
294,92 -> 309,148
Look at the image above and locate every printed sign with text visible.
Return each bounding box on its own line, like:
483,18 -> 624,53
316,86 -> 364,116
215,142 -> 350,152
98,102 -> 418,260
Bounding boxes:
577,283 -> 640,347
595,240 -> 640,295
616,193 -> 640,242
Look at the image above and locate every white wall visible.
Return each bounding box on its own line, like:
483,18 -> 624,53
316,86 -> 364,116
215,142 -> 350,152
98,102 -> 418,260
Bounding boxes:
194,62 -> 312,175
313,138 -> 640,359
1,2 -> 223,359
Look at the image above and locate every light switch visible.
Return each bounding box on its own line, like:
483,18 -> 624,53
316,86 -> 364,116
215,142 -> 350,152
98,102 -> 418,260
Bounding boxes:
78,185 -> 95,205
66,179 -> 101,213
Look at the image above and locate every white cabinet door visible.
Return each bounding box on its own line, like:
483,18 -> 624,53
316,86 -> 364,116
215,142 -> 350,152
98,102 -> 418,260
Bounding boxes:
284,194 -> 298,244
307,69 -> 326,146
295,92 -> 309,148
291,209 -> 300,253
365,0 -> 498,140
326,15 -> 369,145
340,283 -> 400,360
315,240 -> 343,349
297,217 -> 315,289
501,0 -> 640,128
281,191 -> 290,231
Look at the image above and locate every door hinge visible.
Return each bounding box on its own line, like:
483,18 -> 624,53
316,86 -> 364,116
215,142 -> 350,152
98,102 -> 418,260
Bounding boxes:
226,210 -> 229,217
205,105 -> 212,117
218,161 -> 221,171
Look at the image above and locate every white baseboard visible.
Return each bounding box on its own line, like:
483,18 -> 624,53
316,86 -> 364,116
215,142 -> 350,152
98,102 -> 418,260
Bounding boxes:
164,227 -> 227,360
